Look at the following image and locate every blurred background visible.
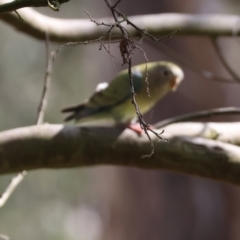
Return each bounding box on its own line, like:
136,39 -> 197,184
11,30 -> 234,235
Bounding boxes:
0,0 -> 240,239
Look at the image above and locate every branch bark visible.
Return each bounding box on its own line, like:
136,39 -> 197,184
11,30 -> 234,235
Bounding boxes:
1,123 -> 240,185
0,7 -> 239,42
0,0 -> 69,14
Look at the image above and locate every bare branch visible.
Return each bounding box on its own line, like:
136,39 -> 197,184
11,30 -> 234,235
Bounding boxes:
0,124 -> 240,184
52,24 -> 117,61
37,33 -> 53,124
0,171 -> 27,208
0,0 -> 68,14
154,107 -> 240,129
1,9 -> 240,42
85,10 -> 112,27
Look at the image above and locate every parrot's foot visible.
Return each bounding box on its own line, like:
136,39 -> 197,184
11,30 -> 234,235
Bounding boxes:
128,123 -> 155,136
117,123 -> 152,136
126,123 -> 143,135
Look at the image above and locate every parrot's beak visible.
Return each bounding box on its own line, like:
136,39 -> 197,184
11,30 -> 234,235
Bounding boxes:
169,77 -> 182,91
170,67 -> 184,91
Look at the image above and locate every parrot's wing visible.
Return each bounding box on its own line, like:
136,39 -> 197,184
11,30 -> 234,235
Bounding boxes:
87,69 -> 143,108
62,69 -> 144,121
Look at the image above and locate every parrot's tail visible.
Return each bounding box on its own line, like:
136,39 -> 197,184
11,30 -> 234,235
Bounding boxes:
61,104 -> 85,122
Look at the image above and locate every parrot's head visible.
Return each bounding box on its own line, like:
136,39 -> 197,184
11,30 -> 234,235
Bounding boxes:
147,61 -> 184,92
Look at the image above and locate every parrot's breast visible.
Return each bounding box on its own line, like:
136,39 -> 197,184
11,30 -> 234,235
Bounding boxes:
110,88 -> 165,123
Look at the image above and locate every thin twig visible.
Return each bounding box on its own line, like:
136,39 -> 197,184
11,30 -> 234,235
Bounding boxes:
154,107 -> 240,129
98,39 -> 115,58
135,45 -> 150,96
0,171 -> 27,208
212,37 -> 240,84
85,10 -> 112,27
115,9 -> 180,42
107,25 -> 116,70
37,32 -> 53,124
53,26 -> 116,62
105,0 -> 156,156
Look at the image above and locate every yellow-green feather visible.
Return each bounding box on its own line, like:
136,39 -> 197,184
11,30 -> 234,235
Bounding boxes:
62,61 -> 184,125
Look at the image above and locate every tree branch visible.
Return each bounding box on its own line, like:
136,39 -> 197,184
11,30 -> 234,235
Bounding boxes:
1,123 -> 240,184
0,0 -> 69,14
0,8 -> 240,42
36,33 -> 53,124
0,171 -> 26,208
154,107 -> 240,129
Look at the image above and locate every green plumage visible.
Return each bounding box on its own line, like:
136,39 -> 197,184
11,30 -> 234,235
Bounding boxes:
62,61 -> 184,126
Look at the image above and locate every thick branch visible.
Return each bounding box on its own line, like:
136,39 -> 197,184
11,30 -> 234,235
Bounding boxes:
1,123 -> 240,185
0,8 -> 239,42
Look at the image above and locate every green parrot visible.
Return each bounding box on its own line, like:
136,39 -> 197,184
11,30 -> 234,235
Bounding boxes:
62,61 -> 184,127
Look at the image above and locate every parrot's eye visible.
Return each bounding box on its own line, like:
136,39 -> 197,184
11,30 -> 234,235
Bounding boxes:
163,70 -> 169,76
